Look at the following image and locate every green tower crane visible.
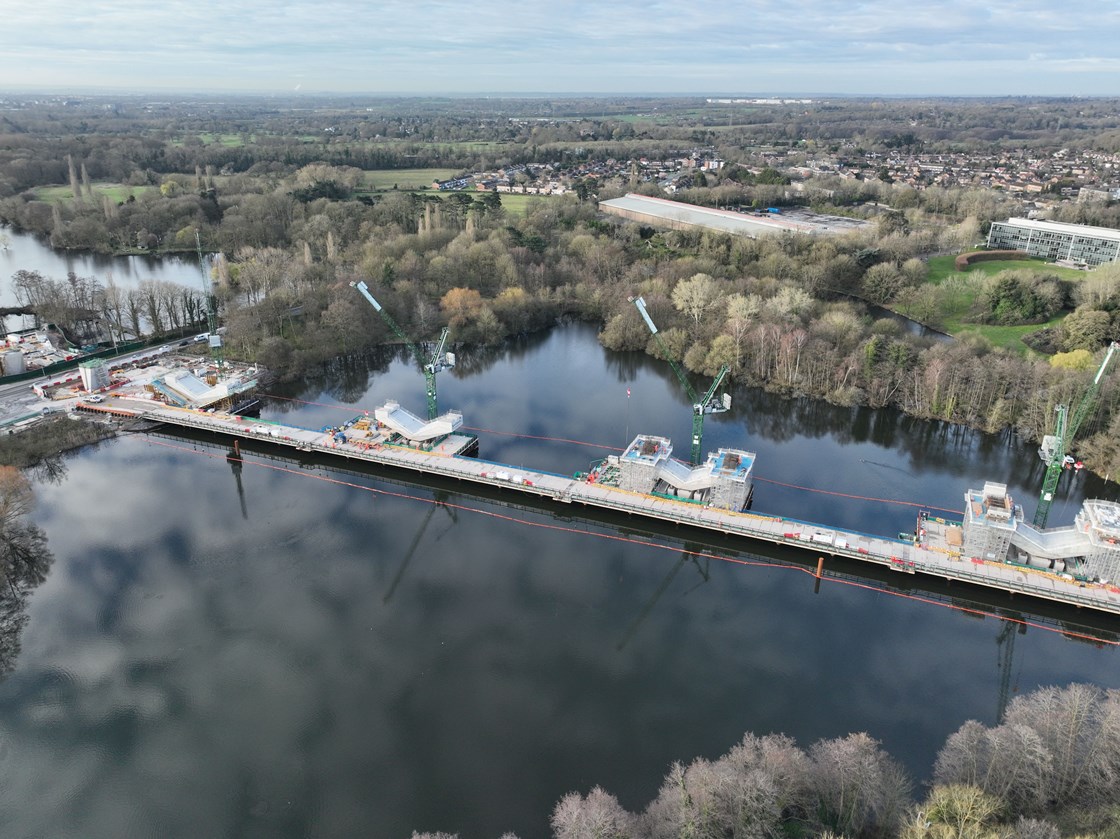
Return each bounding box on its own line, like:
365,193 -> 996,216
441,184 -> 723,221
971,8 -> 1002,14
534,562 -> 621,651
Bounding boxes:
350,280 -> 454,421
195,232 -> 223,368
631,295 -> 731,465
1033,341 -> 1118,528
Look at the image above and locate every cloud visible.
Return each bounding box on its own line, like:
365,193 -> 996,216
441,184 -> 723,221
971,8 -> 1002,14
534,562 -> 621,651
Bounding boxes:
1,0 -> 1117,92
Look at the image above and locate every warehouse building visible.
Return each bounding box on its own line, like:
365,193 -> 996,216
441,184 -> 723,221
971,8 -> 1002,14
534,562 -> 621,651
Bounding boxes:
599,193 -> 869,237
986,218 -> 1120,267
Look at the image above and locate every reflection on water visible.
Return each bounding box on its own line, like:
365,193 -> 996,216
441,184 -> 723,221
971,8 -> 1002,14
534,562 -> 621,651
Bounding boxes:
0,323 -> 1118,839
0,226 -> 202,308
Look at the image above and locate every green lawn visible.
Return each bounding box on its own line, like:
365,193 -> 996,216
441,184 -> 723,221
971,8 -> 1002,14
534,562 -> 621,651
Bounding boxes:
360,168 -> 462,191
924,254 -> 1091,354
926,254 -> 1087,284
947,316 -> 1065,353
198,132 -> 248,147
34,183 -> 156,203
496,193 -> 561,217
168,133 -> 250,147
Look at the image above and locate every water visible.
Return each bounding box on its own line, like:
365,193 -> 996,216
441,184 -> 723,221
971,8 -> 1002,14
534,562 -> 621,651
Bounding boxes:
1,323 -> 1118,839
0,225 -> 203,308
866,301 -> 953,342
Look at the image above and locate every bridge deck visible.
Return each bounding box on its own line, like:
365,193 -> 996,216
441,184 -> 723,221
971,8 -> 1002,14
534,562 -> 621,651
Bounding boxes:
85,397 -> 1120,618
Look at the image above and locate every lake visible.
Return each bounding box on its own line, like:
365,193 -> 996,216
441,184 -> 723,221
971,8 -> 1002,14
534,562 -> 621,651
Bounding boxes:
0,225 -> 204,309
0,322 -> 1118,839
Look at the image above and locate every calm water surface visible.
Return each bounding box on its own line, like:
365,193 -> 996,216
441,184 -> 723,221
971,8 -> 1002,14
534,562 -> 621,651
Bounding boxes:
0,226 -> 202,309
1,323 -> 1118,839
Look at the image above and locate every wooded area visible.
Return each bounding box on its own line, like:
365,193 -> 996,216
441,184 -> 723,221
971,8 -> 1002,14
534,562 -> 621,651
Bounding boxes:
3,95 -> 1120,475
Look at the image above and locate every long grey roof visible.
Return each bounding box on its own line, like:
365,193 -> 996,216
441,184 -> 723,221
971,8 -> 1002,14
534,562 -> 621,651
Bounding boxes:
599,193 -> 857,236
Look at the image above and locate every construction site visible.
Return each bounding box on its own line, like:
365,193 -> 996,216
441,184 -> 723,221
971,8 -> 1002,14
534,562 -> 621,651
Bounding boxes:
52,279 -> 1120,619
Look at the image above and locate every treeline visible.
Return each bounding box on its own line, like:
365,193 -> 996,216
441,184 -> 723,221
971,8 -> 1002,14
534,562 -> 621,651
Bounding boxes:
10,159 -> 1120,475
410,683 -> 1120,839
5,98 -> 1120,476
0,417 -> 110,685
0,462 -> 55,681
4,95 -> 1120,200
9,268 -> 207,343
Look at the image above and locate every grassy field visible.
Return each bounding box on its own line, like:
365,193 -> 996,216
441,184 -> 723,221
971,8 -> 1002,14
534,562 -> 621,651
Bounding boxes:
926,254 -> 1088,284
360,168 -> 461,191
34,183 -> 156,203
198,133 -> 247,147
925,255 -> 1090,354
167,133 -> 250,147
946,316 -> 1066,353
386,189 -> 561,218
496,193 -> 560,217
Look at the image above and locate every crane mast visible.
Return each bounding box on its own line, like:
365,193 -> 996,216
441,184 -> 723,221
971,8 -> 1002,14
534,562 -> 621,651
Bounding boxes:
1033,341 -> 1118,528
350,280 -> 454,420
630,295 -> 731,465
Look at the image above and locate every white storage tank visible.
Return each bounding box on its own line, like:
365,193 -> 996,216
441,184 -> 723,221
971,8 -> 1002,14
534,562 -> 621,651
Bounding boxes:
2,350 -> 25,375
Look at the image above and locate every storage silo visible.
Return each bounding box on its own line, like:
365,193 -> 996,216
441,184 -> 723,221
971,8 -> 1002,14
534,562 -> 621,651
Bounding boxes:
2,350 -> 25,375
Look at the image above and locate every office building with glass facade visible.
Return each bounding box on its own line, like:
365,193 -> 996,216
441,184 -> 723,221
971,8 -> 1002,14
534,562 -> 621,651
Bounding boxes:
987,218 -> 1120,267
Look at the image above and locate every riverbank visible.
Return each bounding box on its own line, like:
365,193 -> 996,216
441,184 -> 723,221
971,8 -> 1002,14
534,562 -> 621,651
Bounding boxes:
0,414 -> 115,469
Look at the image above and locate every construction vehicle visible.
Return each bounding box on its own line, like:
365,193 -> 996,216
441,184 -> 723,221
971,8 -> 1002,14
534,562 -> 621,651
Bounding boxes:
630,295 -> 731,465
1034,341 -> 1118,528
350,280 -> 454,421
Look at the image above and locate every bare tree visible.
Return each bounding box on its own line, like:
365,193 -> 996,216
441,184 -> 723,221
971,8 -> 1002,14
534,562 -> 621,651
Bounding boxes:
642,735 -> 810,839
933,721 -> 1051,816
1003,684 -> 1120,811
0,467 -> 33,528
807,733 -> 911,838
66,154 -> 80,201
101,275 -> 126,342
235,246 -> 289,305
137,279 -> 165,334
153,280 -> 184,332
551,786 -> 633,839
124,288 -> 144,338
1007,817 -> 1059,839
725,293 -> 761,368
0,467 -> 53,593
643,761 -> 704,839
901,784 -> 1004,839
80,162 -> 93,201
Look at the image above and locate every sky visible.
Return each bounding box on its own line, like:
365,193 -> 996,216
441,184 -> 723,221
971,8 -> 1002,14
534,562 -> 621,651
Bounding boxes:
1,0 -> 1118,96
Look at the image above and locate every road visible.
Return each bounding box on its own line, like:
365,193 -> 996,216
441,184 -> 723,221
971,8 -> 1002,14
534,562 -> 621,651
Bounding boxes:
0,339 -> 197,430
